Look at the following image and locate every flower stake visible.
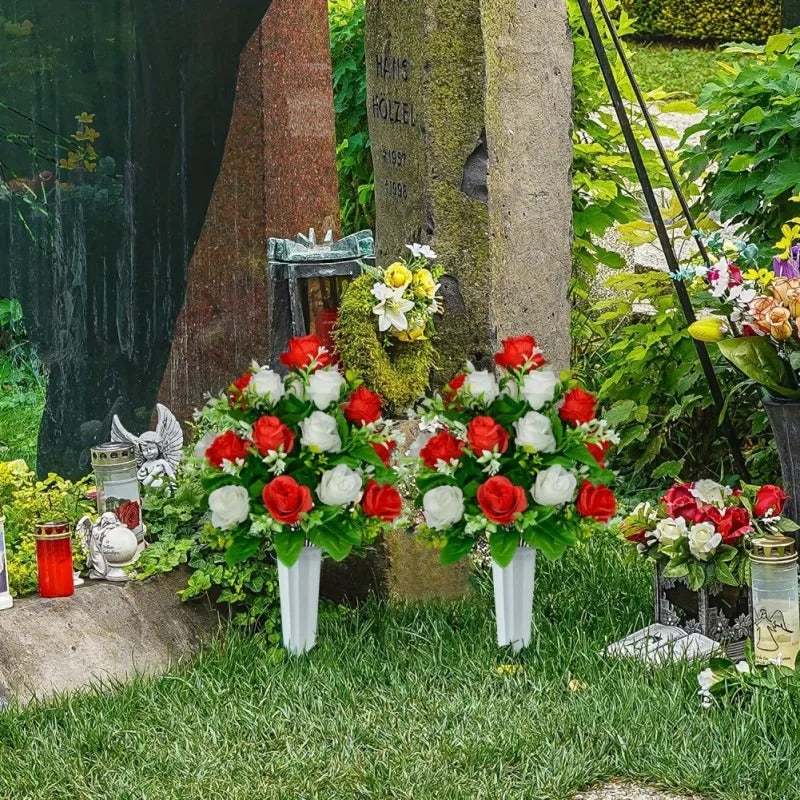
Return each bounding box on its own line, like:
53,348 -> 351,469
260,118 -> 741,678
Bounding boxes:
197,336 -> 402,654
413,335 -> 617,651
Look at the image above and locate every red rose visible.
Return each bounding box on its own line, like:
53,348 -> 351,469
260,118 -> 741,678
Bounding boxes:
229,372 -> 252,408
279,335 -> 332,371
662,483 -> 701,523
587,440 -> 611,468
625,528 -> 649,545
361,480 -> 402,522
558,388 -> 597,427
372,439 -> 396,467
206,431 -> 251,469
494,335 -> 546,373
344,386 -> 383,426
575,481 -> 616,522
262,476 -> 313,525
716,506 -> 753,545
466,416 -> 510,456
444,373 -> 467,409
252,416 -> 295,456
419,430 -> 465,469
116,499 -> 141,530
696,505 -> 722,527
754,485 -> 789,518
477,476 -> 528,525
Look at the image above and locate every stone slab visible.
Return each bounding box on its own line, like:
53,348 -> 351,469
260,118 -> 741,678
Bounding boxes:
572,782 -> 703,800
0,570 -> 220,706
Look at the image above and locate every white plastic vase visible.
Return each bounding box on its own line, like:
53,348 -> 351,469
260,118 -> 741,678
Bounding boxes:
278,544 -> 322,655
492,544 -> 536,652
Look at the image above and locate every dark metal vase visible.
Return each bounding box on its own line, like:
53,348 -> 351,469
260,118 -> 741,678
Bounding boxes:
654,563 -> 752,660
762,397 -> 800,523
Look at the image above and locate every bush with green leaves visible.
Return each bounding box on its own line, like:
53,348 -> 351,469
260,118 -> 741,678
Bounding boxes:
329,0 -> 374,235
681,30 -> 800,249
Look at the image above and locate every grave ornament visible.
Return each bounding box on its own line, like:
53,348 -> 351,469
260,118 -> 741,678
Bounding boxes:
76,513 -> 141,582
111,404 -> 184,487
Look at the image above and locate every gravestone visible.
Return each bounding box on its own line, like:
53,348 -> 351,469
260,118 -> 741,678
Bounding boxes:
784,0 -> 800,27
159,0 -> 342,424
0,0 -> 272,478
365,0 -> 573,374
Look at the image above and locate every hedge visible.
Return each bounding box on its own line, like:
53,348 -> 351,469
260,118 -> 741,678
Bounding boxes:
620,0 -> 781,43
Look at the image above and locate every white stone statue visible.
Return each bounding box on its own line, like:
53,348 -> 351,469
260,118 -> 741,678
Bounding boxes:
111,403 -> 184,486
77,513 -> 141,582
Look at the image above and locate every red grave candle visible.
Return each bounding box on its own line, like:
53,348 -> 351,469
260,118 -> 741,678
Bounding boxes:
315,307 -> 340,364
34,521 -> 75,598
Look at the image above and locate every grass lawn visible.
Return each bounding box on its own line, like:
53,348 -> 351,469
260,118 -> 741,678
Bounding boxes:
1,536 -> 798,800
0,353 -> 44,469
628,42 -> 757,99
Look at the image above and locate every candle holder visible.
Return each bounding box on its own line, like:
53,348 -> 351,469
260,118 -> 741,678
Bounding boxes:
34,521 -> 75,598
0,516 -> 12,609
91,443 -> 144,542
750,533 -> 800,669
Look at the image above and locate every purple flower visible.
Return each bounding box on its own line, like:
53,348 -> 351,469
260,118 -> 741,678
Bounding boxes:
773,247 -> 800,279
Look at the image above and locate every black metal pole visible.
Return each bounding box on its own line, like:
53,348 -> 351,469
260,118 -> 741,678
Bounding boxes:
576,0 -> 750,479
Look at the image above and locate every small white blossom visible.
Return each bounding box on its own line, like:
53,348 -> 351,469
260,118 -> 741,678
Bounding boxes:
406,243 -> 437,260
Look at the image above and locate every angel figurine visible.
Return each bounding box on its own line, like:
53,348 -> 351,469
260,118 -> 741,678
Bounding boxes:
111,403 -> 184,486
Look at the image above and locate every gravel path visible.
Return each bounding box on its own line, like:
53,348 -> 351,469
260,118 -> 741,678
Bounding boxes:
572,782 -> 704,800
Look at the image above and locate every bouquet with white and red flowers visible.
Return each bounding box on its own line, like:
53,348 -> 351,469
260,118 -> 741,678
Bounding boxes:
195,335 -> 402,567
412,335 -> 618,566
621,479 -> 799,589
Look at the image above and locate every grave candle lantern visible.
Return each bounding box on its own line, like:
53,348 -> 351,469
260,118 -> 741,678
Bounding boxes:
34,521 -> 74,598
0,516 -> 13,609
267,229 -> 375,370
750,533 -> 800,669
91,443 -> 144,542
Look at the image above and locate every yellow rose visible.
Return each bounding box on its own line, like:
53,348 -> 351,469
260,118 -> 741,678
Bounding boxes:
384,262 -> 412,289
411,268 -> 436,298
688,316 -> 728,342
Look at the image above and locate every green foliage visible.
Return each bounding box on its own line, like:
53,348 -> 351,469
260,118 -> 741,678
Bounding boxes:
334,273 -> 435,414
680,30 -> 800,249
620,0 -> 780,43
329,0 -> 374,235
574,270 -> 777,489
0,460 -> 92,596
137,463 -> 280,635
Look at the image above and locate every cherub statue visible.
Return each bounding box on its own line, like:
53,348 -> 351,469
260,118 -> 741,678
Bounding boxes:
111,403 -> 184,486
77,512 -> 140,581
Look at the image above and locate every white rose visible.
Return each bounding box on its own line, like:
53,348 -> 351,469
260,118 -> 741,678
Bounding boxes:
464,370 -> 498,406
193,431 -> 218,459
688,522 -> 722,561
532,465 -> 577,506
317,464 -> 363,506
208,485 -> 250,531
423,485 -> 465,530
307,368 -> 346,410
697,668 -> 717,692
514,411 -> 556,453
251,369 -> 284,404
299,411 -> 342,453
690,479 -> 730,509
520,370 -> 559,410
408,430 -> 433,458
654,517 -> 688,547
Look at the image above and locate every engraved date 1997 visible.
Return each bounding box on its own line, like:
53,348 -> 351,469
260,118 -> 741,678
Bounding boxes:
381,147 -> 407,168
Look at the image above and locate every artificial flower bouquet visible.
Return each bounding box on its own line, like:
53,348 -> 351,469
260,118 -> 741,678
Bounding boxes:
413,335 -> 618,567
686,220 -> 800,398
195,335 -> 402,567
622,479 -> 798,590
368,243 -> 443,343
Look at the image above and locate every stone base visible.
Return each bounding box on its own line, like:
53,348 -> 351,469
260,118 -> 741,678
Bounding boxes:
0,569 -> 220,706
385,530 -> 471,602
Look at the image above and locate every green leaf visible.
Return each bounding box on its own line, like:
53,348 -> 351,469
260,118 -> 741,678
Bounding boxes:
313,527 -> 353,561
687,561 -> 706,591
439,537 -> 474,565
739,106 -> 766,125
717,337 -> 800,399
488,530 -> 519,568
225,536 -> 260,566
273,530 -> 306,567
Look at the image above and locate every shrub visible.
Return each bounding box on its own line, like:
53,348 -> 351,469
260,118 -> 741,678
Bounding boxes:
620,0 -> 780,43
329,0 -> 374,235
680,30 -> 800,250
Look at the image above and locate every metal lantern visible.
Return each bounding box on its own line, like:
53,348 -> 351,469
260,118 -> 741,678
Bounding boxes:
267,228 -> 375,370
91,442 -> 144,542
34,521 -> 75,598
750,533 -> 800,669
0,516 -> 12,609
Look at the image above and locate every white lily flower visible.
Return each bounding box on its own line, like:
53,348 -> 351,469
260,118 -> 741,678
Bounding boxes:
372,282 -> 414,331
